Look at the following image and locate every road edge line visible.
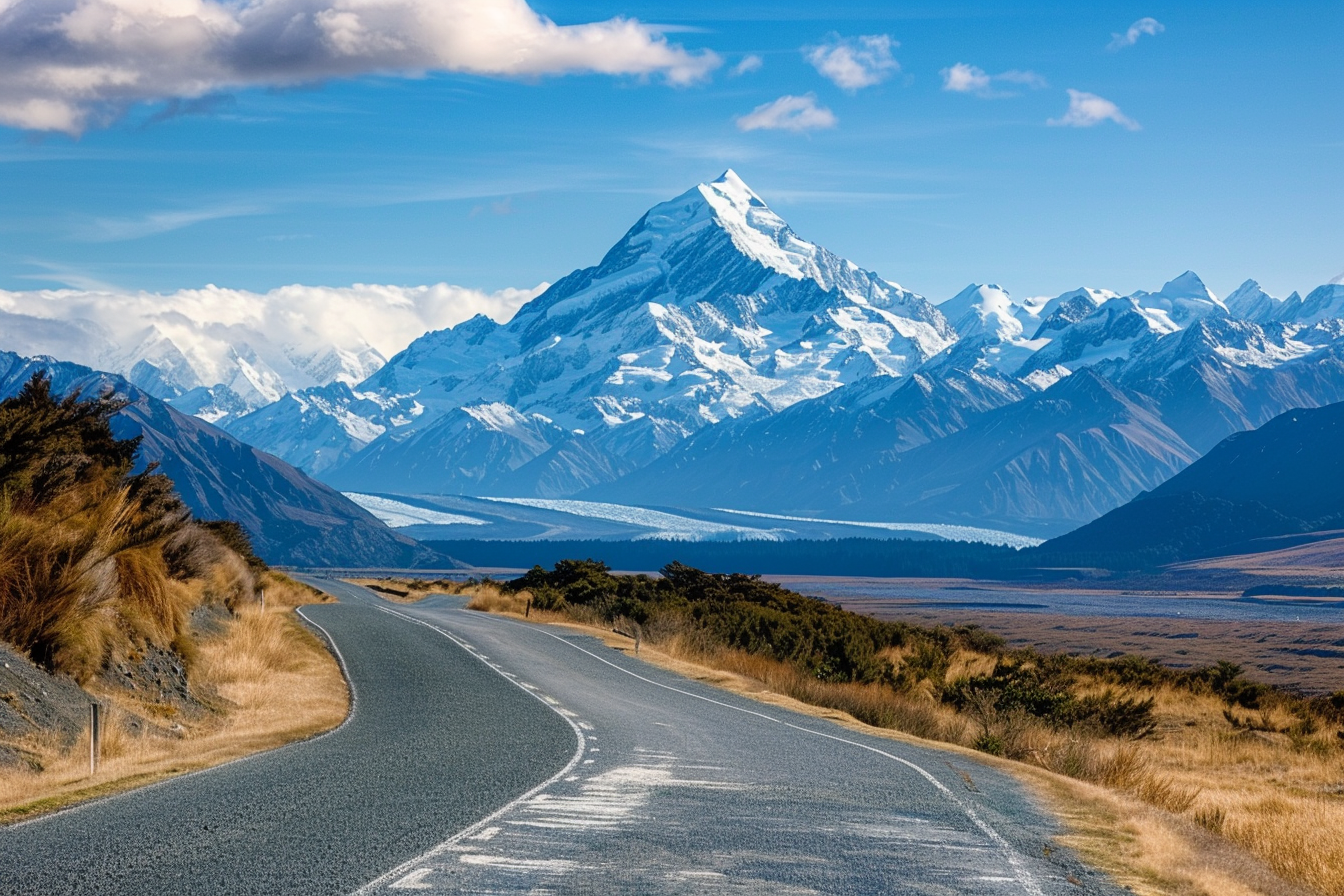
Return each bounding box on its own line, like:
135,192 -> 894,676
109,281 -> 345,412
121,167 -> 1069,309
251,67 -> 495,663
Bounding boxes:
479,610 -> 1047,896
7,603 -> 361,831
350,602 -> 588,895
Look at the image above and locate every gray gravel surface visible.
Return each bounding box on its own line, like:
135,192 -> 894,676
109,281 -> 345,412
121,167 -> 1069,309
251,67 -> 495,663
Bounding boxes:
361,594 -> 1128,896
0,579 -> 575,896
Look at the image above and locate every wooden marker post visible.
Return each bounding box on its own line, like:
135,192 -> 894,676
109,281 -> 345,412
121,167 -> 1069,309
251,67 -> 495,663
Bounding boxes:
89,702 -> 101,776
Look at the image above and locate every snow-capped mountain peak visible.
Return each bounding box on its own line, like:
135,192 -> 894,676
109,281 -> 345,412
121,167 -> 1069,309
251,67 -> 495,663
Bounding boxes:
245,171 -> 960,481
1155,270 -> 1217,301
1224,279 -> 1283,322
1030,286 -> 1119,338
1129,270 -> 1228,326
1278,283 -> 1344,326
692,169 -> 819,283
939,284 -> 1023,341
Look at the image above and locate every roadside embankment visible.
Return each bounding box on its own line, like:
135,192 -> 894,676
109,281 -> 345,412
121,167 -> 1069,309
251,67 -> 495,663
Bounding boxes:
0,573 -> 347,822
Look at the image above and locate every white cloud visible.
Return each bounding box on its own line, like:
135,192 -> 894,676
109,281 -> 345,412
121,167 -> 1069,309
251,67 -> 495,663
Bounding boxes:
735,93 -> 836,133
941,62 -> 1046,97
0,281 -> 546,383
0,0 -> 721,134
1047,89 -> 1140,131
804,33 -> 897,91
1108,17 -> 1165,51
731,54 -> 763,76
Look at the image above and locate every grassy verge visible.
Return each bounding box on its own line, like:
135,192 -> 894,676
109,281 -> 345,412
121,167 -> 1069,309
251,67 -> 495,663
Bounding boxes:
0,573 -> 348,822
372,570 -> 1342,896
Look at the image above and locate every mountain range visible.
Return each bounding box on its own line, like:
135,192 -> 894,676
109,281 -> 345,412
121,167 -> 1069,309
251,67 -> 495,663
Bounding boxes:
9,171 -> 1344,540
0,352 -> 433,568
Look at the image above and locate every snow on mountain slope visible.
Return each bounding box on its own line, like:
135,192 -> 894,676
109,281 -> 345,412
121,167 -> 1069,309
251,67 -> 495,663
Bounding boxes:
262,170 -> 958,490
588,365 -> 1026,513
1116,335 -> 1344,455
1276,283 -> 1344,326
1028,287 -> 1118,338
324,402 -> 636,498
376,169 -> 956,427
1224,279 -> 1285,323
225,381 -> 414,474
1127,271 -> 1228,327
1116,316 -> 1315,381
114,166 -> 1344,539
596,367 -> 1201,537
939,284 -> 1022,341
932,284 -> 1050,378
0,351 -> 432,567
1019,295 -> 1179,376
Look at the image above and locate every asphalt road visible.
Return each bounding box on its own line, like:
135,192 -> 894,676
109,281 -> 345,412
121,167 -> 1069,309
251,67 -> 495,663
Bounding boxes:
2,580 -> 1124,895
0,579 -> 575,896
360,592 -> 1125,896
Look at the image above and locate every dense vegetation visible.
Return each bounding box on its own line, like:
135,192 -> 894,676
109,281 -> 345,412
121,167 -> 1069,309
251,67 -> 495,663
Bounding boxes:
432,537 -> 1038,577
505,560 -> 1344,748
432,533 -> 1270,577
0,373 -> 260,680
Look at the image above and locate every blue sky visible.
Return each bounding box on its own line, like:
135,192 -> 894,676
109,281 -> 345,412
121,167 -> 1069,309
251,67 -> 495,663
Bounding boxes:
1,1 -> 1341,305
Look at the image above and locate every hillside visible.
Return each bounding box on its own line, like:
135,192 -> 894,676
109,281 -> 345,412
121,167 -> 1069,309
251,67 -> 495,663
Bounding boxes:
0,372 -> 257,679
1043,400 -> 1344,565
0,352 -> 438,568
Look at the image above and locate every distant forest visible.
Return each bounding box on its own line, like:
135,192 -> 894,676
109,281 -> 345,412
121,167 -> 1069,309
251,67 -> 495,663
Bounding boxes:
425,537 -> 1157,578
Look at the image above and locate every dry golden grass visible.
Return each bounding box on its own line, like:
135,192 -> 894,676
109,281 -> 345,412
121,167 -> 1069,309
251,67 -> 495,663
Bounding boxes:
0,573 -> 347,822
465,585 -> 543,615
451,582 -> 1342,896
343,576 -> 475,604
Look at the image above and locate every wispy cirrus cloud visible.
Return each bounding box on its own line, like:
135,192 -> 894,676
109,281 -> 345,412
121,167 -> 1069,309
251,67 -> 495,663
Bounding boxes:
0,0 -> 721,135
76,203 -> 268,242
1108,17 -> 1165,51
731,55 -> 763,77
804,34 -> 898,91
940,63 -> 1046,98
1048,89 -> 1140,131
735,93 -> 836,133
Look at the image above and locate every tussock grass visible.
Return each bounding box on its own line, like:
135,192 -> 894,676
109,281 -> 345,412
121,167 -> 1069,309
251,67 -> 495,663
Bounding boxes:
464,584 -> 531,615
0,573 -> 345,822
344,576 -> 474,604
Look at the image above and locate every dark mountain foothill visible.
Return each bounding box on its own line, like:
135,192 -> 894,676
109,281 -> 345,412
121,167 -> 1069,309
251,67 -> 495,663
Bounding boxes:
1043,400 -> 1344,567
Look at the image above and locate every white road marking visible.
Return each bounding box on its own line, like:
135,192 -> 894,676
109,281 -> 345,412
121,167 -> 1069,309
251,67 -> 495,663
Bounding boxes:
467,826 -> 503,841
359,595 -> 1046,896
458,854 -> 580,873
352,606 -> 589,895
388,868 -> 433,889
487,614 -> 1049,896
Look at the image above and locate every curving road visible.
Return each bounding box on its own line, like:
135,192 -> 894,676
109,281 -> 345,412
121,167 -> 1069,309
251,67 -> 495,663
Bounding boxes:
2,579 -> 1122,895
356,588 -> 1122,896
0,581 -> 575,896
